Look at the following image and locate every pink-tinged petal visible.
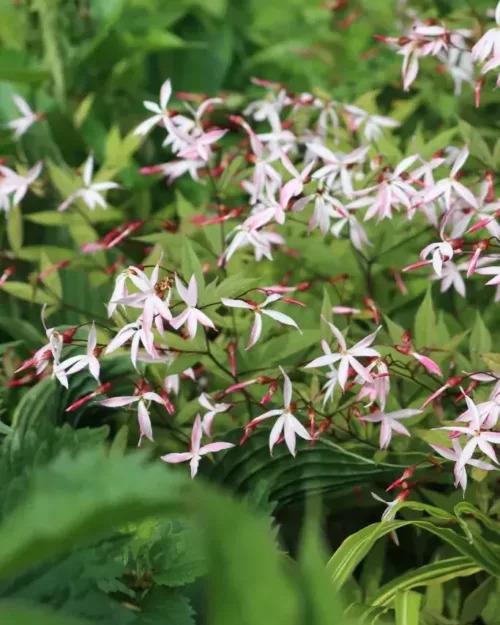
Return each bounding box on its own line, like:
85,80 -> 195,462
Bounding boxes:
262,309 -> 300,331
349,347 -> 381,358
389,409 -> 422,420
191,414 -> 203,454
105,326 -> 137,354
88,357 -> 100,381
423,179 -> 449,204
13,94 -> 33,117
388,419 -> 410,437
348,356 -> 373,384
379,419 -> 392,449
269,415 -> 286,455
175,274 -> 190,305
279,366 -> 293,407
452,181 -> 479,209
199,441 -> 235,455
131,331 -> 141,371
195,309 -> 215,330
201,411 -> 215,437
326,322 -> 347,350
221,298 -> 253,309
280,179 -> 302,209
261,293 -> 282,307
65,357 -> 90,377
361,413 -> 383,423
305,353 -> 342,369
248,409 -> 284,428
457,437 -> 478,470
477,438 -> 498,464
338,357 -> 350,389
451,145 -> 469,178
134,114 -> 163,136
464,395 -> 481,430
412,353 -> 442,376
161,452 -> 193,463
186,311 -> 198,339
469,458 -> 496,471
246,313 -> 263,350
137,400 -> 153,445
100,396 -> 137,408
143,100 -> 162,114
87,323 -> 97,354
481,432 -> 500,443
352,325 -> 381,350
170,308 -> 190,330
429,444 -> 458,462
402,53 -> 419,91
199,393 -> 214,411
91,181 -> 119,191
186,275 -> 198,307
142,392 -> 164,405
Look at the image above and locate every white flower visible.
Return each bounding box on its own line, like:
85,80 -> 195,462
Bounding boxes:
170,275 -> 215,339
0,161 -> 43,206
58,155 -> 119,212
362,408 -> 421,449
161,414 -> 234,478
420,240 -> 454,277
305,323 -> 381,389
221,293 -> 301,350
105,319 -> 157,369
56,323 -> 100,381
246,367 -> 311,456
198,393 -> 231,437
471,3 -> 500,63
101,391 -> 166,445
6,95 -> 39,138
134,79 -> 174,136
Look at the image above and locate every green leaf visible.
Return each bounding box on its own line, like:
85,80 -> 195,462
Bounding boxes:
395,590 -> 422,625
368,557 -> 481,607
460,578 -> 495,625
74,93 -> 95,128
0,316 -> 45,347
383,314 -> 404,345
40,251 -> 62,300
182,239 -> 205,298
212,274 -> 260,300
195,487 -> 300,625
0,449 -> 186,579
0,603 -> 92,625
421,128 -> 457,160
137,587 -> 195,625
209,429 -> 400,508
481,353 -> 500,372
470,312 -> 492,368
91,0 -> 125,23
1,281 -> 53,306
7,204 -> 23,254
414,287 -> 437,348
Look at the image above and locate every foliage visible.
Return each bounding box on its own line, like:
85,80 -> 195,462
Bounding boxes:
3,0 -> 500,623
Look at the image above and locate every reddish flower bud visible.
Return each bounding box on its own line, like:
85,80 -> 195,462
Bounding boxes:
386,466 -> 416,492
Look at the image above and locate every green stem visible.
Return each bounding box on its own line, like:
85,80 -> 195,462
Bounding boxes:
35,0 -> 66,108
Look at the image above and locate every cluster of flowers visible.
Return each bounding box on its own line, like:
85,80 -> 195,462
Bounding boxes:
377,1 -> 500,105
4,4 -> 500,524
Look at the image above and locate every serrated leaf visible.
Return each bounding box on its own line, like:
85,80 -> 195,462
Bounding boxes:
137,587 -> 195,625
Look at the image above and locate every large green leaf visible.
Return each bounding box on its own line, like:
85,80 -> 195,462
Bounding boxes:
209,429 -> 400,507
394,590 -> 421,625
0,448 -> 187,579
0,603 -> 91,625
368,557 -> 481,607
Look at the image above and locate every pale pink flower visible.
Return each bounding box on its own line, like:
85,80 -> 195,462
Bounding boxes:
420,240 -> 454,277
161,414 -> 234,478
430,438 -> 496,493
142,159 -> 205,184
221,293 -> 301,350
422,146 -> 478,210
101,391 -> 166,445
244,88 -> 287,132
362,408 -> 421,449
356,360 -> 390,410
170,275 -> 215,339
471,4 -> 500,63
436,394 -> 500,471
308,144 -> 368,197
164,115 -> 227,161
56,323 -> 100,381
164,367 -> 195,395
112,262 -> 172,335
343,105 -> 400,143
0,161 -> 43,206
134,78 -> 174,136
305,323 -> 381,389
58,155 -> 119,212
476,262 -> 500,286
198,393 -> 231,437
223,209 -> 276,264
6,95 -> 39,138
371,490 -> 410,545
246,367 -> 311,456
105,320 -> 157,369
292,183 -> 344,236
279,152 -> 315,207
431,260 -> 466,297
